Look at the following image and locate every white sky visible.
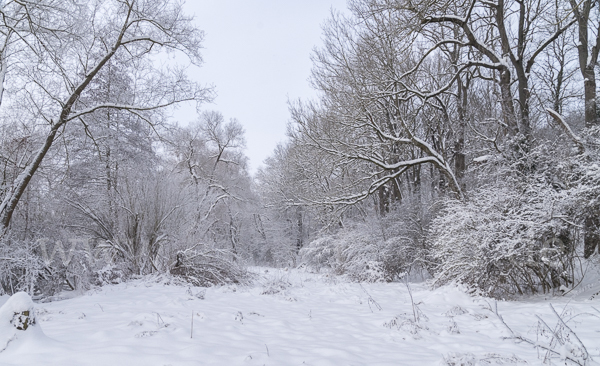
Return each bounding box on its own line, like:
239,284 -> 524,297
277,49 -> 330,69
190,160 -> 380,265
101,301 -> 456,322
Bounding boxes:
179,0 -> 349,175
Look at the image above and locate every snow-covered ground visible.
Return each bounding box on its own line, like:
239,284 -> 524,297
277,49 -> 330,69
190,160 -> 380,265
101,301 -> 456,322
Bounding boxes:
0,268 -> 599,365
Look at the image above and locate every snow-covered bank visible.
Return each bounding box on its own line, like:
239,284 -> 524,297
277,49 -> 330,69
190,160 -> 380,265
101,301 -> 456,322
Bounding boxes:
0,268 -> 598,365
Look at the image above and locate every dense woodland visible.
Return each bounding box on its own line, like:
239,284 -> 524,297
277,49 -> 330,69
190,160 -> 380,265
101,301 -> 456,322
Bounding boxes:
0,0 -> 599,299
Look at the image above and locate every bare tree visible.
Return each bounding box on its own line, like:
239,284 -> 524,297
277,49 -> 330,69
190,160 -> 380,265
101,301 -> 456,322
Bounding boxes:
0,0 -> 211,236
287,6 -> 464,217
418,0 -> 576,140
256,143 -> 318,262
570,0 -> 600,127
171,111 -> 251,257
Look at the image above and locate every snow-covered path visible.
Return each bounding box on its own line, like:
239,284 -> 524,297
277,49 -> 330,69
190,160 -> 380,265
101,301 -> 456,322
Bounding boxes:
0,268 -> 599,365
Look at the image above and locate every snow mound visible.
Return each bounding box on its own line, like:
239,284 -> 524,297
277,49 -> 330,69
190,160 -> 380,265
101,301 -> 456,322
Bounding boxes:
0,292 -> 48,353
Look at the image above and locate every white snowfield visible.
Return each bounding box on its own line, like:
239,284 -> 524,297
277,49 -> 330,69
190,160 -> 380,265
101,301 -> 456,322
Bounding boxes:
0,268 -> 599,366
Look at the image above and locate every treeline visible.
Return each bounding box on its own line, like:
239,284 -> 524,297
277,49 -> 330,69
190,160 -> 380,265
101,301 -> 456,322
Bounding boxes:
0,0 -> 318,295
0,0 -> 253,294
1,0 -> 599,299
261,0 -> 600,298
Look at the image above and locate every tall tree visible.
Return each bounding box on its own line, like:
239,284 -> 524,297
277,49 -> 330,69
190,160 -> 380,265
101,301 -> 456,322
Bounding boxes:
570,0 -> 600,127
419,0 -> 576,141
171,111 -> 252,257
0,0 -> 211,236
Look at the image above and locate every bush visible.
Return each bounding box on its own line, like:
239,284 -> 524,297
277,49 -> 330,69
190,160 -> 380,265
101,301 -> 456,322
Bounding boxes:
564,127 -> 600,259
170,247 -> 249,286
299,226 -> 386,282
430,182 -> 575,298
0,238 -> 43,296
299,197 -> 432,282
300,208 -> 427,282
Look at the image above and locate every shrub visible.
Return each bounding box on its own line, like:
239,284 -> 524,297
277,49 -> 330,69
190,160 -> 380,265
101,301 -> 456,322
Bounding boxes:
299,197 -> 432,282
430,182 -> 575,298
170,248 -> 248,286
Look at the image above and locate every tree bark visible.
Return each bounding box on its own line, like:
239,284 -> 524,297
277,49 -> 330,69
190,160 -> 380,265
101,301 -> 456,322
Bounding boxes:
296,206 -> 303,253
584,71 -> 598,127
455,77 -> 468,189
570,0 -> 600,127
584,215 -> 599,258
0,121 -> 65,234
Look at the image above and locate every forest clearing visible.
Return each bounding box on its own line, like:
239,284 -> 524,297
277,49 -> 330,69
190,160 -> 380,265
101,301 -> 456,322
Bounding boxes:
0,268 -> 599,365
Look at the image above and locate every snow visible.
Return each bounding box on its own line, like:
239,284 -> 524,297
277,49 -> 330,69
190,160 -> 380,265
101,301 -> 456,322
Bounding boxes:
0,292 -> 52,355
0,269 -> 598,365
473,155 -> 492,163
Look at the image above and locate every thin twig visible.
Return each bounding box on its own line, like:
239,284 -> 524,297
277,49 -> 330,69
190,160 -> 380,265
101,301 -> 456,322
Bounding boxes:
491,301 -> 587,365
359,284 -> 382,312
405,278 -> 418,323
190,310 -> 194,339
549,303 -> 590,362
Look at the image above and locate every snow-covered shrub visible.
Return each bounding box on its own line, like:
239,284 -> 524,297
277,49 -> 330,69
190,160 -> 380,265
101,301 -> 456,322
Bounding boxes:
300,200 -> 431,282
170,248 -> 248,286
299,226 -> 386,282
379,234 -> 429,281
430,180 -> 574,298
92,264 -> 129,286
298,235 -> 336,272
0,235 -> 94,297
428,136 -> 590,298
260,271 -> 291,295
35,235 -> 114,295
300,224 -> 421,282
563,126 -> 600,259
0,238 -> 43,296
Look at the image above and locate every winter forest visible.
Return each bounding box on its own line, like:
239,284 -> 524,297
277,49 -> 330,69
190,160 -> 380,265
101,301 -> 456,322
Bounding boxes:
1,0 -> 600,364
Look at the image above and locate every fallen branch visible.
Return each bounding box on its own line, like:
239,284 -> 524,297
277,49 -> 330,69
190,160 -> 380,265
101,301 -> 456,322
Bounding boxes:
546,108 -> 585,154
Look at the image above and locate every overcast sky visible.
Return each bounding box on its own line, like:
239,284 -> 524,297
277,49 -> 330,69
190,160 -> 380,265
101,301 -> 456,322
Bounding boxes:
179,0 -> 349,175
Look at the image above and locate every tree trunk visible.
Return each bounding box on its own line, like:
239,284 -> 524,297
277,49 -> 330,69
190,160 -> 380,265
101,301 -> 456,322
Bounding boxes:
515,64 -> 532,140
0,121 -> 65,234
455,77 -> 468,190
296,206 -> 303,253
495,0 -> 519,136
584,215 -> 599,258
584,68 -> 598,127
570,0 -> 600,127
0,11 -> 126,237
499,69 -> 518,136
